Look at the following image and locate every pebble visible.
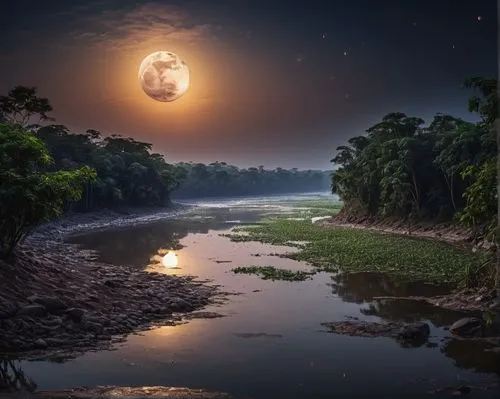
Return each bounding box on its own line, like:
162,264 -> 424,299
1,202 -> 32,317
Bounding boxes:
34,338 -> 48,349
18,304 -> 47,317
66,307 -> 85,322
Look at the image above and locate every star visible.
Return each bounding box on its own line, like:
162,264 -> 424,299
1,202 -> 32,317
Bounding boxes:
477,15 -> 482,21
322,33 -> 327,39
345,93 -> 351,99
343,51 -> 348,56
452,44 -> 455,49
412,22 -> 418,26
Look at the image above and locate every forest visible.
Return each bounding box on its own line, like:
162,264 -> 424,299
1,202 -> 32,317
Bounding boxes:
331,77 -> 498,241
172,162 -> 330,198
0,86 -> 328,258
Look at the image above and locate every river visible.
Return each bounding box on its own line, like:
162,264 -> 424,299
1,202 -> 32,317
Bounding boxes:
13,193 -> 500,398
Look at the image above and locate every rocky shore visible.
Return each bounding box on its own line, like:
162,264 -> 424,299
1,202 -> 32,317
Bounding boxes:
0,205 -> 222,361
6,386 -> 234,399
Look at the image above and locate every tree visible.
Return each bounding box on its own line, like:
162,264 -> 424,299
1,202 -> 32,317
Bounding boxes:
330,77 -> 498,288
0,86 -> 53,128
459,158 -> 497,236
0,123 -> 95,260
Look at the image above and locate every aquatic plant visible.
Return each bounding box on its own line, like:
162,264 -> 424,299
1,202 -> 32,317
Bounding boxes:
232,266 -> 314,281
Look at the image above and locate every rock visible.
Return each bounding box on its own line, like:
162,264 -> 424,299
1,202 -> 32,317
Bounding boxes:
450,317 -> 484,337
0,302 -> 17,319
489,298 -> 500,310
19,304 -> 47,317
9,339 -> 26,349
45,338 -> 68,347
429,385 -> 471,395
397,322 -> 430,340
66,308 -> 85,322
169,298 -> 192,311
32,296 -> 68,314
34,338 -> 48,349
84,321 -> 103,333
103,278 -> 122,288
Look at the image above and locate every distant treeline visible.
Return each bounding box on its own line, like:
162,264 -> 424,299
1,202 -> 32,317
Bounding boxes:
331,77 -> 497,239
171,162 -> 331,198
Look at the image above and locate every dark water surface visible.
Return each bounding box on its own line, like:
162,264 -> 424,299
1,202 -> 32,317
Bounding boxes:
15,194 -> 500,398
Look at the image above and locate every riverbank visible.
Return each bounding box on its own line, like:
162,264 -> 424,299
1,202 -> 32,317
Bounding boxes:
0,204 -> 222,361
229,215 -> 498,312
319,213 -> 478,246
319,215 -> 498,312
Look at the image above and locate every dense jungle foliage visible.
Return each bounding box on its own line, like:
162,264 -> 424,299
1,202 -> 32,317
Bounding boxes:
331,77 -> 498,240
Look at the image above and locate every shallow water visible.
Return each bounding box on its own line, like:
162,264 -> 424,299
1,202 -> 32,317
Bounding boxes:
12,194 -> 500,398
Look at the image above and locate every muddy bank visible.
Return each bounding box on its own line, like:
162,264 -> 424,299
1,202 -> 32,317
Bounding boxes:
319,214 -> 475,245
0,204 -> 222,360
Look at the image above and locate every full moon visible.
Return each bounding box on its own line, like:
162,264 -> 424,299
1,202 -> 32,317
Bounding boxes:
138,51 -> 190,102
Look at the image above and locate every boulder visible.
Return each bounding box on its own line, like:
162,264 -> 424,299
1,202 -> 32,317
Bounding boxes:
103,278 -> 122,288
66,308 -> 85,322
30,296 -> 68,314
0,301 -> 17,319
397,322 -> 430,340
450,317 -> 484,337
19,304 -> 47,317
34,338 -> 48,349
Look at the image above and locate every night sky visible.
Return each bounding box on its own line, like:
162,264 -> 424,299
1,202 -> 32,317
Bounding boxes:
0,0 -> 497,169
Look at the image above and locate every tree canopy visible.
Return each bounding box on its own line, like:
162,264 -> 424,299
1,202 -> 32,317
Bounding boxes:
0,123 -> 95,259
331,77 -> 498,240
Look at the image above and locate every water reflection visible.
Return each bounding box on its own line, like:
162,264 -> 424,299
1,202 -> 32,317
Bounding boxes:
360,300 -> 470,327
442,339 -> 500,376
330,272 -> 453,304
68,209 -> 263,268
0,359 -> 37,393
161,251 -> 179,268
146,249 -> 181,274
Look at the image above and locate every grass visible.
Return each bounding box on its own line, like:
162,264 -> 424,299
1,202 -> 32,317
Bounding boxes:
228,219 -> 487,283
232,266 -> 314,281
278,199 -> 343,218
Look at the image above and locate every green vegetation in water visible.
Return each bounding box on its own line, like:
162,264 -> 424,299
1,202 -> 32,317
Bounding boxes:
232,266 -> 314,281
229,219 -> 487,283
278,199 -> 343,218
